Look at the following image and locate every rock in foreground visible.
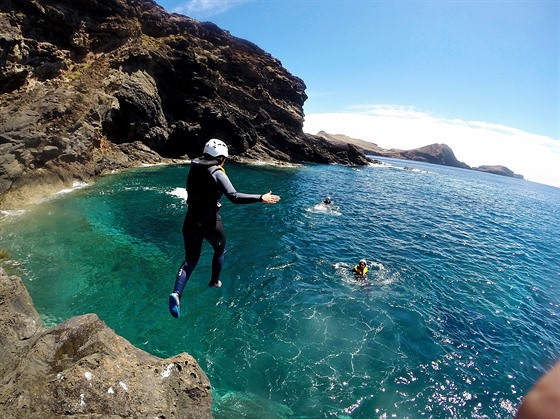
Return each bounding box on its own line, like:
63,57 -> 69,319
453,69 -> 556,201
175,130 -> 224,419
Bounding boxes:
0,267 -> 212,418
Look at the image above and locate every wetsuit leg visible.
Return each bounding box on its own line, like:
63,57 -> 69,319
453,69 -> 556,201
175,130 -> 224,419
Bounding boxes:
205,212 -> 226,284
173,211 -> 204,296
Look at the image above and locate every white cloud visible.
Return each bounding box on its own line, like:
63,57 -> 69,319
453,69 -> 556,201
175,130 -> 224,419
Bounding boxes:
171,0 -> 250,19
303,106 -> 560,188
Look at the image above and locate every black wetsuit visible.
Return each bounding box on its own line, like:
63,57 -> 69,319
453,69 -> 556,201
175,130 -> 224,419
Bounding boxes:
173,157 -> 262,295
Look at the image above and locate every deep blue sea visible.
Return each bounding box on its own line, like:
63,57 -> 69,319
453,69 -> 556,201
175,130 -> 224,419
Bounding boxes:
1,158 -> 559,418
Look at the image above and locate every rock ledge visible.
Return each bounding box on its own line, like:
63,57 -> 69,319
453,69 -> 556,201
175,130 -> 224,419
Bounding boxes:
0,267 -> 212,418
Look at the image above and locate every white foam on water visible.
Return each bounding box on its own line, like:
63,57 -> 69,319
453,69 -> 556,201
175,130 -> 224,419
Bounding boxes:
168,187 -> 188,201
54,181 -> 91,196
0,209 -> 27,218
306,203 -> 342,216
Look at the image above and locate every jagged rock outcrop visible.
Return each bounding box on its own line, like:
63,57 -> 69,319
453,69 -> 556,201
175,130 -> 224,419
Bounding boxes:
317,132 -> 470,168
0,267 -> 212,418
389,143 -> 470,169
316,131 -> 524,178
0,0 -> 368,208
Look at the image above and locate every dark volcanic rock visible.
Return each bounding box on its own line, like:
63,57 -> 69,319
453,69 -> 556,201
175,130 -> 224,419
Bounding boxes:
0,267 -> 212,418
0,0 -> 367,207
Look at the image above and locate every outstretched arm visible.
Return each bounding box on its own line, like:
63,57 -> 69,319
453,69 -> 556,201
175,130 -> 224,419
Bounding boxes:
261,191 -> 280,204
215,171 -> 280,204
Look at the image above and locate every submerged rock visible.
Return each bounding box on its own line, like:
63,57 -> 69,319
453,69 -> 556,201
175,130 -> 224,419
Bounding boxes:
0,267 -> 212,418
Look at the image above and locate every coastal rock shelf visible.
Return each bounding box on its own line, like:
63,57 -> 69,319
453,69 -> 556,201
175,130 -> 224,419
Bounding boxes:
0,267 -> 212,418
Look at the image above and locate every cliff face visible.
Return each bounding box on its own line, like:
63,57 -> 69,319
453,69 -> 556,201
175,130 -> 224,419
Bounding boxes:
388,143 -> 470,169
0,268 -> 212,418
0,0 -> 367,207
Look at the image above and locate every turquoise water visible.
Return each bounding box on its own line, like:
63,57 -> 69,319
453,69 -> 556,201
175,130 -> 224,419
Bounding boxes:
1,159 -> 559,418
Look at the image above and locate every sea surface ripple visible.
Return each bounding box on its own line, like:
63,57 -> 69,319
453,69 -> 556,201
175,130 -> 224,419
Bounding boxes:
1,158 -> 558,418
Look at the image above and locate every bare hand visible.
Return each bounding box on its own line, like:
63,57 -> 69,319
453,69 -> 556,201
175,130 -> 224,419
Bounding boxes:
261,191 -> 280,204
516,361 -> 560,419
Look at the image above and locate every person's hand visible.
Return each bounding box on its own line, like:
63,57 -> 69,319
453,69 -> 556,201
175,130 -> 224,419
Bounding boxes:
261,191 -> 280,204
516,361 -> 560,419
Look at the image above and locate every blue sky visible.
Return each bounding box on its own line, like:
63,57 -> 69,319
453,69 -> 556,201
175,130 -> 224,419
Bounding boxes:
155,0 -> 559,187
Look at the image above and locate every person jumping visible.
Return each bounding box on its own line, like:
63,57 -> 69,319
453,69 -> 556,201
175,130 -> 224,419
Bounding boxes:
169,138 -> 280,318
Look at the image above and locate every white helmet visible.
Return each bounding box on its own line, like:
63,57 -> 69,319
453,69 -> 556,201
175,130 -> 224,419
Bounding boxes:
203,138 -> 229,158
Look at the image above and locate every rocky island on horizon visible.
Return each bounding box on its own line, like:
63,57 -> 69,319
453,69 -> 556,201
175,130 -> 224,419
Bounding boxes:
315,131 -> 525,180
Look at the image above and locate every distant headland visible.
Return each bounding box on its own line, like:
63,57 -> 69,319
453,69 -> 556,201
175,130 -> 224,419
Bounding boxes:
315,131 -> 524,180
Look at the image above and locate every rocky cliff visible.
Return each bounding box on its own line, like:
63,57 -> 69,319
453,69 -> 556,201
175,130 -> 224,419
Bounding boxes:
0,0 -> 368,208
316,131 -> 524,179
0,267 -> 212,418
385,143 -> 470,169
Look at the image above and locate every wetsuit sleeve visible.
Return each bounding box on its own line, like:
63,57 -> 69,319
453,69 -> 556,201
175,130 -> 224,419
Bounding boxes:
213,170 -> 263,204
